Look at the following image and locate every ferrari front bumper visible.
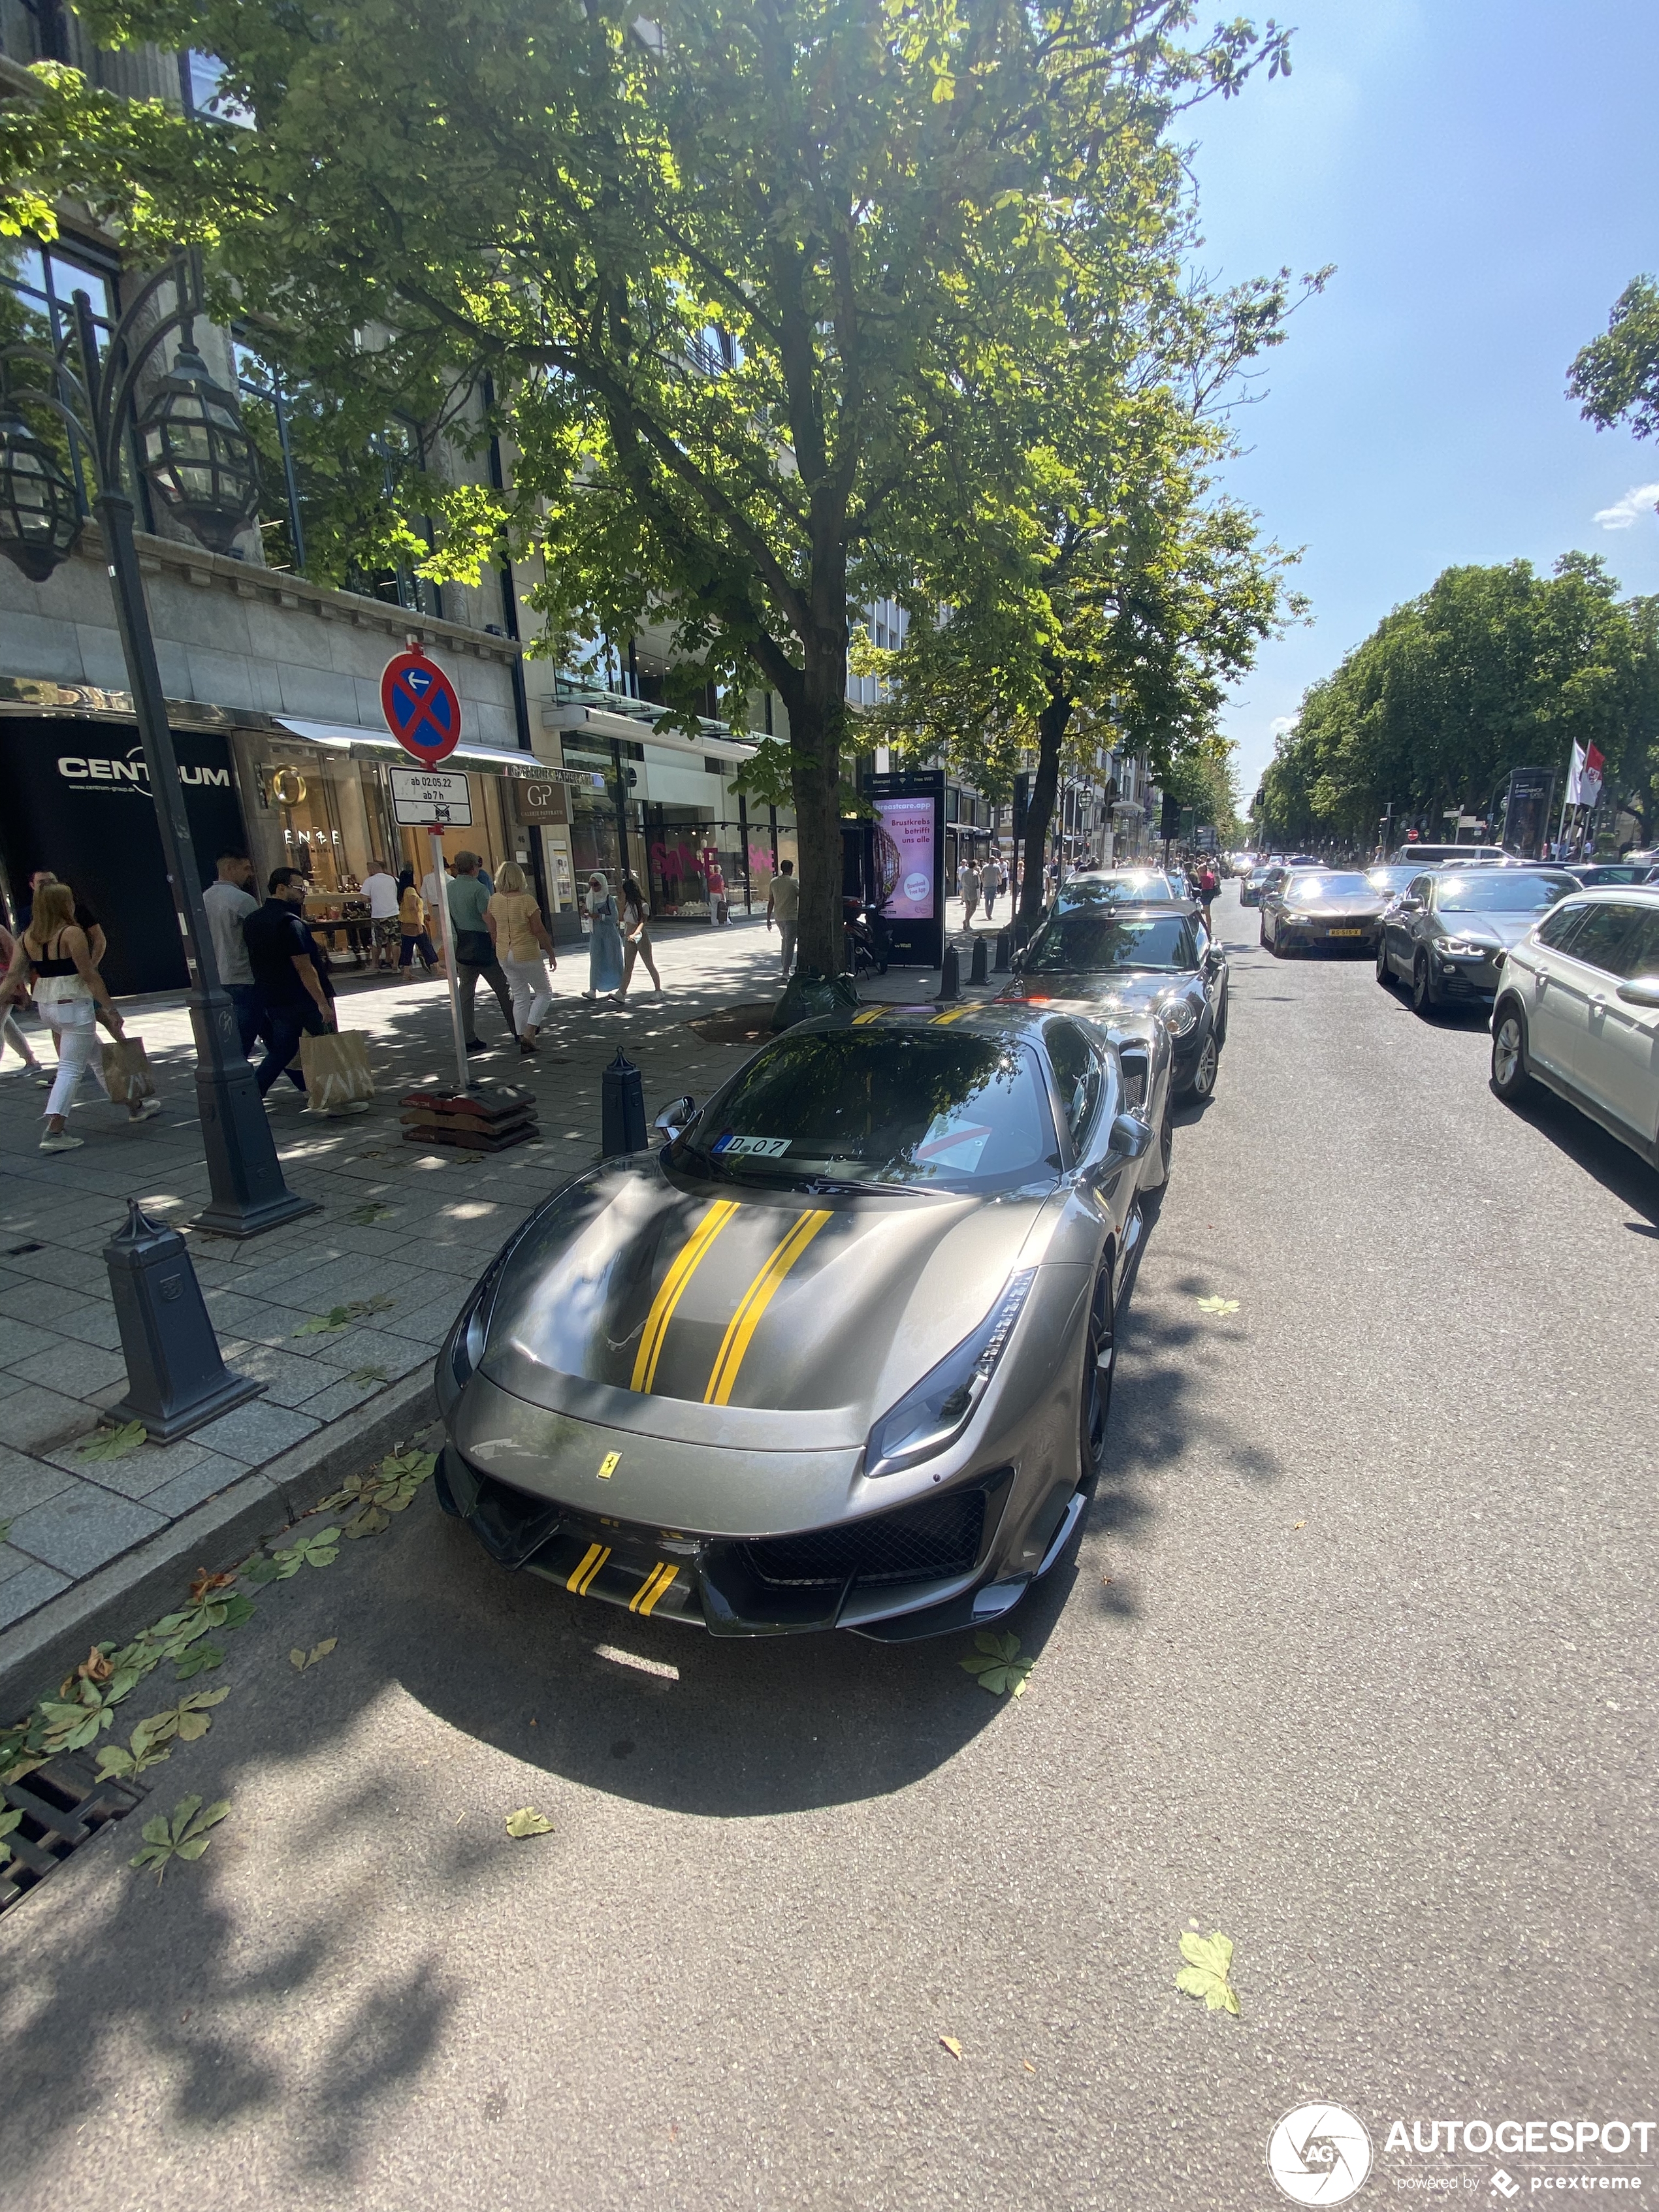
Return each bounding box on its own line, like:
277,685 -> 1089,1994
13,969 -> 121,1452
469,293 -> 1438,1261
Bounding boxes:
437,1446 -> 1020,1639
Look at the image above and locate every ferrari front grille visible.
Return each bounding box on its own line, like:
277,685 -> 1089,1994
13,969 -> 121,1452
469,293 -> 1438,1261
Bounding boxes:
743,1486 -> 990,1589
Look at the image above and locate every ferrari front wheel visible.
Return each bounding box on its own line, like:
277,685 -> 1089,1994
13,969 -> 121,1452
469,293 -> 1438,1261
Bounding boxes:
1080,1260 -> 1115,1483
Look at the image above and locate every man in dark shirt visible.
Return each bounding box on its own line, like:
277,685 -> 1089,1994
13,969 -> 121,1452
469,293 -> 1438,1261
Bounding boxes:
243,868 -> 334,1097
19,869 -> 107,966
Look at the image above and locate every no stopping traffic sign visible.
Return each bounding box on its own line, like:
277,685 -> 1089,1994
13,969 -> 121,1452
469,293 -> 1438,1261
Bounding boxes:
381,645 -> 462,764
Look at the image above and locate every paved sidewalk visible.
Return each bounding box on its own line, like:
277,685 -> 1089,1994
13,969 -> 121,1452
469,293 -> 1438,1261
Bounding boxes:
0,919 -> 839,1640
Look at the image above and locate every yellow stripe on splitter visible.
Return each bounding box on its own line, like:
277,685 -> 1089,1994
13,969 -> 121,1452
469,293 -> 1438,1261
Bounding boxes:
630,1198 -> 741,1393
567,1542 -> 610,1595
851,1008 -> 885,1024
630,1562 -> 678,1616
932,1005 -> 975,1025
703,1210 -> 832,1407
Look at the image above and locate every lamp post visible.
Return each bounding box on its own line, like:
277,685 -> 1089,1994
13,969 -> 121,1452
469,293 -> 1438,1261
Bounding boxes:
0,252 -> 315,1236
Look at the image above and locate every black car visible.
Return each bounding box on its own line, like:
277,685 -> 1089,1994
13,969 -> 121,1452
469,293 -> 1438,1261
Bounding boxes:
1376,867 -> 1577,1013
1240,863 -> 1287,910
1259,869 -> 1391,955
1001,901 -> 1227,1100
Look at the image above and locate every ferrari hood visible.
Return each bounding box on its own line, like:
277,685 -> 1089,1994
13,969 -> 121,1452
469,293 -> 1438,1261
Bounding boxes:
478,1161 -> 1053,1451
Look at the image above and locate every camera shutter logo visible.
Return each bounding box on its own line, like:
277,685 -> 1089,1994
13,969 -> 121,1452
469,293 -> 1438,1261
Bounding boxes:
1266,2104 -> 1374,2205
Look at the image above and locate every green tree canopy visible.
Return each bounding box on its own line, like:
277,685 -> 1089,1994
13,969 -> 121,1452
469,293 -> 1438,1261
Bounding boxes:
1570,275 -> 1659,442
1257,554 -> 1659,850
1,0 -> 1296,970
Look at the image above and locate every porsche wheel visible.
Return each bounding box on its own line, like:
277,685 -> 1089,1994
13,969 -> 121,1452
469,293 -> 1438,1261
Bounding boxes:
1080,1261 -> 1115,1481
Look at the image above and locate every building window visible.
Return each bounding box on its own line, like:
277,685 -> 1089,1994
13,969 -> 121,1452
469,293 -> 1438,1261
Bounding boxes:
0,236 -> 129,519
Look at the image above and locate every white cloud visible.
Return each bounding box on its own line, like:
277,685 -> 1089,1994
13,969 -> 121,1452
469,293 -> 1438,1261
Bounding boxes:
1270,715 -> 1297,737
1593,482 -> 1659,531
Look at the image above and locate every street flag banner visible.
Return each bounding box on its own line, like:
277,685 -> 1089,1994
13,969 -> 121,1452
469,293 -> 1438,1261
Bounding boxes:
1566,741 -> 1605,809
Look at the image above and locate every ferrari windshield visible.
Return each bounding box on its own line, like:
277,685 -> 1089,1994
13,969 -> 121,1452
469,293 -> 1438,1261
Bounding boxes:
675,1029 -> 1057,1189
1435,873 -> 1575,912
1025,912 -> 1200,973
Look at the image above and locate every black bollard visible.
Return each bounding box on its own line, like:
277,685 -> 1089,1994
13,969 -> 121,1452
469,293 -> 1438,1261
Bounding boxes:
992,929 -> 1011,973
101,1199 -> 263,1443
939,942 -> 961,1002
969,933 -> 989,985
602,1047 -> 649,1155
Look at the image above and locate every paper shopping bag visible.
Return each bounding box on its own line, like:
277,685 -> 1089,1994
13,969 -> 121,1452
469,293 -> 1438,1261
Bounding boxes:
299,1029 -> 376,1110
99,1035 -> 156,1104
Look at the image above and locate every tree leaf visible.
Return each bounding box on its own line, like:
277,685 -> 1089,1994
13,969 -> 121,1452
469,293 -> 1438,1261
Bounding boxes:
172,1643 -> 224,1680
939,2034 -> 963,2059
309,1639 -> 337,1663
289,1647 -> 309,1670
1176,1929 -> 1240,2015
505,1806 -> 553,1838
959,1630 -> 1033,1695
189,1568 -> 237,1602
1195,1296 -> 1240,1315
76,1419 -> 148,1462
217,1592 -> 257,1629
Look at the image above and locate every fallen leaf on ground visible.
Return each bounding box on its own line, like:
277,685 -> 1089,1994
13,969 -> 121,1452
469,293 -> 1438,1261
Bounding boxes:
959,1629 -> 1034,1697
289,1639 -> 337,1671
293,1296 -> 396,1338
506,1807 -> 553,1838
77,1420 -> 147,1461
1176,1928 -> 1241,2015
1291,1519 -> 1306,1530
188,1568 -> 236,1603
129,1794 -> 231,1883
348,1202 -> 394,1225
1195,1296 -> 1240,1317
939,2036 -> 963,2060
349,1365 -> 391,1386
1022,2060 -> 1036,2074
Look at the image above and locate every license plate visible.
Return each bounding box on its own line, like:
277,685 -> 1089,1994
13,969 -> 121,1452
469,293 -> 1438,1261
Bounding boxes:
1328,928 -> 1362,937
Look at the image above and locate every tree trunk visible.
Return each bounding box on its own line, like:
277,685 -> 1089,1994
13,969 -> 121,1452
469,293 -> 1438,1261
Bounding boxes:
1017,682 -> 1072,935
786,628 -> 851,979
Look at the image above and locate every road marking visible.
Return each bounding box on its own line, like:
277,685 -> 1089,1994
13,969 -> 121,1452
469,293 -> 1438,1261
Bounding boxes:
567,1541 -> 611,1595
703,1210 -> 833,1407
629,1562 -> 679,1616
630,1198 -> 741,1392
595,1644 -> 680,1680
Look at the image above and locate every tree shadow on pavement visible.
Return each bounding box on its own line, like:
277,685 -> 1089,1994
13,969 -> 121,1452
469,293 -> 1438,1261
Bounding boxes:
1502,1082 -> 1659,1227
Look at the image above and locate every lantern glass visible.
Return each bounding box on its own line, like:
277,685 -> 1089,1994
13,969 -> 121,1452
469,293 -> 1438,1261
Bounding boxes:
137,342 -> 259,554
0,411 -> 82,581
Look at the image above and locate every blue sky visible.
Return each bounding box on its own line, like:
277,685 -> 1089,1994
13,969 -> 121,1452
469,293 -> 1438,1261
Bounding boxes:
1184,0 -> 1659,810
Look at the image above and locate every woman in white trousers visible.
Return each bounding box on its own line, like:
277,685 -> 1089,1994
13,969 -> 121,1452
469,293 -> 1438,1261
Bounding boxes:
485,861 -> 557,1053
0,883 -> 157,1152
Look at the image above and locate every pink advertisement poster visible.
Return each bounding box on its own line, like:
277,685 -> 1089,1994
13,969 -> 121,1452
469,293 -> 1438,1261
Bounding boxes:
873,795 -> 936,920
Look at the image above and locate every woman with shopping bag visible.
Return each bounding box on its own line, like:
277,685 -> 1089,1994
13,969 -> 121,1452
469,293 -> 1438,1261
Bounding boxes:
485,862 -> 556,1054
0,883 -> 160,1152
583,873 -> 625,1001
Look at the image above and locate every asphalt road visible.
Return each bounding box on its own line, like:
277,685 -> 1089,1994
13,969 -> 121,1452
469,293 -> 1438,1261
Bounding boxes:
4,884 -> 1654,2211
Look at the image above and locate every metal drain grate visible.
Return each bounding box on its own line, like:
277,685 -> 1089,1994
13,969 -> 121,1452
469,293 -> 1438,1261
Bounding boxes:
0,1754 -> 146,1915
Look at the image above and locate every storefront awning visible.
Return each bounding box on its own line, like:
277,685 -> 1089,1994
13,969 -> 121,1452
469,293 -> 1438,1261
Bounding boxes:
273,716 -> 534,773
541,701 -> 756,765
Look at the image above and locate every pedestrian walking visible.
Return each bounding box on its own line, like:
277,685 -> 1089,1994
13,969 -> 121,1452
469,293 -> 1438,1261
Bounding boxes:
361,857 -> 402,972
421,855 -> 450,954
615,874 -> 662,1002
396,867 -> 442,972
486,861 -> 556,1053
242,867 -> 336,1100
0,882 -> 158,1151
982,855 -> 1002,922
202,850 -> 266,1058
447,850 -> 517,1051
583,873 -> 626,999
766,859 -> 799,978
958,856 -> 982,930
1197,860 -> 1219,926
0,917 -> 49,1084
18,869 -> 107,966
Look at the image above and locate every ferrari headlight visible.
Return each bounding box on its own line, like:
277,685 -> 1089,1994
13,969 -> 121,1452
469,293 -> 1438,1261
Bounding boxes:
865,1270 -> 1037,1479
1158,997 -> 1199,1036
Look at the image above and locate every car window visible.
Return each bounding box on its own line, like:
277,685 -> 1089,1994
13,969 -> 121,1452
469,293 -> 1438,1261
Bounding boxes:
1044,1019 -> 1104,1149
1025,912 -> 1201,972
1624,911 -> 1659,978
674,1027 -> 1057,1189
1569,903 -> 1651,978
1432,873 -> 1574,912
1287,873 -> 1372,899
1534,903 -> 1589,953
1408,875 -> 1433,903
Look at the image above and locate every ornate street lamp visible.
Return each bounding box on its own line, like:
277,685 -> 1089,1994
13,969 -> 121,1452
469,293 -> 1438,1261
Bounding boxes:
0,252 -> 315,1236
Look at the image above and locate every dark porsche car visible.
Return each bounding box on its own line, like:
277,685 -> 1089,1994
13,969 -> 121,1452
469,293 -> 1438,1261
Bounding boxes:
1000,901 -> 1227,1102
1259,869 -> 1391,955
435,1006 -> 1172,1642
1377,865 -> 1577,1013
1240,863 -> 1287,909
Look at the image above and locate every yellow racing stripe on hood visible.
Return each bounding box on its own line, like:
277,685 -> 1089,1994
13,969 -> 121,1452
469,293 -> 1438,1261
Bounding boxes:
703,1209 -> 833,1407
630,1199 -> 741,1394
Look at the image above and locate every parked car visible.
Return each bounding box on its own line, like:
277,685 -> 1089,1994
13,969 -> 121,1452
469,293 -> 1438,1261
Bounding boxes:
1490,888 -> 1659,1169
1002,899 -> 1227,1101
1376,867 -> 1578,1015
1056,869 -> 1184,909
435,1004 -> 1171,1641
1240,863 -> 1287,909
1563,862 -> 1659,888
1260,869 -> 1391,955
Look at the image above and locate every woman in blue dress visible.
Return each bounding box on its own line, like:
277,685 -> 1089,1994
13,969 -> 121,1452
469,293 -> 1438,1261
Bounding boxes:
583,873 -> 626,1000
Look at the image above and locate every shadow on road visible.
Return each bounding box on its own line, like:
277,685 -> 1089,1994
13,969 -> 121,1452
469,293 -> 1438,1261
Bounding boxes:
1502,1082 -> 1659,1227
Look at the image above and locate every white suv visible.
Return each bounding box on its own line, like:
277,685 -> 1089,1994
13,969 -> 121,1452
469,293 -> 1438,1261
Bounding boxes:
1490,886 -> 1659,1168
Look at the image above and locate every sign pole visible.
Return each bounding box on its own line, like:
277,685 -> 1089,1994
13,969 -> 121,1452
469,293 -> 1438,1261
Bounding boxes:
428,827 -> 472,1091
